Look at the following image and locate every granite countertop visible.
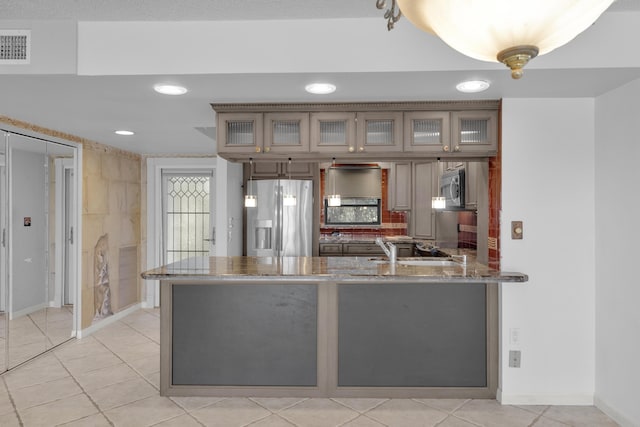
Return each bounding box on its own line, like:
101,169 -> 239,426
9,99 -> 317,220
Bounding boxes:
141,256 -> 527,284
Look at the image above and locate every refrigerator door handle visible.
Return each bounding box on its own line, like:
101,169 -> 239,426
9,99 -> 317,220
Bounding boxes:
275,186 -> 282,255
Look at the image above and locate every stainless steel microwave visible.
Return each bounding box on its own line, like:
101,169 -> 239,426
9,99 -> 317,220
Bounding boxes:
440,168 -> 465,209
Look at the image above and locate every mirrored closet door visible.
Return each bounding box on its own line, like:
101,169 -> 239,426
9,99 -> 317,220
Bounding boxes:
1,131 -> 79,370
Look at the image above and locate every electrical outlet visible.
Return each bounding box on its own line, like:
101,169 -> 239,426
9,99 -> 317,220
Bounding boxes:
509,350 -> 521,368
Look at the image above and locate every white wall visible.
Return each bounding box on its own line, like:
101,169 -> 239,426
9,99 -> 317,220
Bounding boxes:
214,157 -> 243,256
594,78 -> 640,426
0,20 -> 77,74
76,13 -> 640,76
500,99 -> 596,404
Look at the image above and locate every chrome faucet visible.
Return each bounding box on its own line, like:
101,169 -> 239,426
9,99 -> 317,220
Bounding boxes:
450,254 -> 468,266
375,237 -> 397,264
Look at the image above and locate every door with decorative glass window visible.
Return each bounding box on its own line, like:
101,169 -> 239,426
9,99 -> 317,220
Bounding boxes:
161,171 -> 216,270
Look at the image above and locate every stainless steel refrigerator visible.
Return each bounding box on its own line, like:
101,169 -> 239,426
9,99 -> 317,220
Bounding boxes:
246,179 -> 313,256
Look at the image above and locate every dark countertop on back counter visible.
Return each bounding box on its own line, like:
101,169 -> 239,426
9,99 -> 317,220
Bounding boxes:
141,256 -> 527,284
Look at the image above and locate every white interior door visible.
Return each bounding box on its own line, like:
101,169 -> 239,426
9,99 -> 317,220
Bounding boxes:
53,158 -> 76,308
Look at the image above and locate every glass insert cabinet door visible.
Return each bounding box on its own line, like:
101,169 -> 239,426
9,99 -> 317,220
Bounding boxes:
0,131 -> 77,372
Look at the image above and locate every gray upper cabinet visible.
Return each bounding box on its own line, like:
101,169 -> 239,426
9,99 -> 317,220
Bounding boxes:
217,112 -> 264,154
310,111 -> 403,154
356,112 -> 403,153
412,161 -> 436,239
310,112 -> 357,153
217,112 -> 309,155
403,111 -> 450,153
388,162 -> 412,211
451,110 -> 498,154
264,113 -> 310,154
214,102 -> 499,160
251,161 -> 315,178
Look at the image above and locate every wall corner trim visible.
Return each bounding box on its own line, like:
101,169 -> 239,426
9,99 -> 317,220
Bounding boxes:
76,303 -> 142,339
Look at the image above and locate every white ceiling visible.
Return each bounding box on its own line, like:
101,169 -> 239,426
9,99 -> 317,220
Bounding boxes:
1,0 -> 640,155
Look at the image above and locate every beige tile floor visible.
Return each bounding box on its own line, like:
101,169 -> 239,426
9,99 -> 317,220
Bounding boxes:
0,306 -> 75,371
0,309 -> 620,426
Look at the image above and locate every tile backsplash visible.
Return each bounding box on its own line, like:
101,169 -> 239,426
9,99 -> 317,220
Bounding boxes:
320,168 -> 408,238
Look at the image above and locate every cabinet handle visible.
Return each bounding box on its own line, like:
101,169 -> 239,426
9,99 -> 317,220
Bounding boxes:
255,146 -> 261,153
348,146 -> 355,153
443,145 -> 450,152
264,146 -> 271,153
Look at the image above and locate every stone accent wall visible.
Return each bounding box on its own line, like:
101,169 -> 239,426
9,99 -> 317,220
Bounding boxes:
82,143 -> 141,328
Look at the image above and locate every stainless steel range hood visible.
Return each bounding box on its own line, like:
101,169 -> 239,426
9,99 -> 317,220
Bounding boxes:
326,166 -> 382,199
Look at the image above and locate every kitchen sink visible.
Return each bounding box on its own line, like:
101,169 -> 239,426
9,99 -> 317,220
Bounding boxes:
367,257 -> 459,267
397,259 -> 458,267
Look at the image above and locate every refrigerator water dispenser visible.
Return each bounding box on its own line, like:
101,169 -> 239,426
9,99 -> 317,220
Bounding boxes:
254,219 -> 272,250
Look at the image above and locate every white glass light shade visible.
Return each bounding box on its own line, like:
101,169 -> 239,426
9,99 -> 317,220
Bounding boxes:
327,195 -> 342,207
283,194 -> 297,206
244,194 -> 257,208
432,196 -> 446,210
397,0 -> 614,78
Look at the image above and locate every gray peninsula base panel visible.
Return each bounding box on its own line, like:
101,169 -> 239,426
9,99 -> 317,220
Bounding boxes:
338,283 -> 486,387
171,284 -> 317,386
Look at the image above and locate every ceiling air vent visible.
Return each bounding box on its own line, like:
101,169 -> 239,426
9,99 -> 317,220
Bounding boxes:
0,30 -> 31,64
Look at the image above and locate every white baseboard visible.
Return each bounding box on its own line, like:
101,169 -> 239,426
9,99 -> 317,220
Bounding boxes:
595,395 -> 637,427
77,303 -> 142,338
497,389 -> 594,405
10,302 -> 48,320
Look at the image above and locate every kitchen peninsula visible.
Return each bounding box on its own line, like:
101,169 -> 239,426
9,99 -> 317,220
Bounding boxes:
142,256 -> 526,399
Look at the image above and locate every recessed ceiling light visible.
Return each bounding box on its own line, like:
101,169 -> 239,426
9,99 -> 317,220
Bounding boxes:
456,80 -> 490,93
153,84 -> 188,95
115,130 -> 135,136
305,83 -> 336,95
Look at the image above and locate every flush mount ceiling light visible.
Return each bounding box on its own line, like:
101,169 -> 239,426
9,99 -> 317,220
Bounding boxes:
377,0 -> 614,79
456,80 -> 490,93
115,130 -> 134,136
153,84 -> 188,95
305,83 -> 336,95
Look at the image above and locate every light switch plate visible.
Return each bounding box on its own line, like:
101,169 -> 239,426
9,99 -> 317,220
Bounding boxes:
511,221 -> 523,239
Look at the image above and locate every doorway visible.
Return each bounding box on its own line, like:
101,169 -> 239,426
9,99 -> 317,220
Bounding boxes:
161,171 -> 216,267
54,158 -> 75,308
146,158 -> 220,307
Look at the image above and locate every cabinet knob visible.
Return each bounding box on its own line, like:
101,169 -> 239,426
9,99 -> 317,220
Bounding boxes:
454,146 -> 460,152
443,145 -> 450,152
358,147 -> 365,152
255,147 -> 261,153
264,147 -> 271,153
348,146 -> 355,153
